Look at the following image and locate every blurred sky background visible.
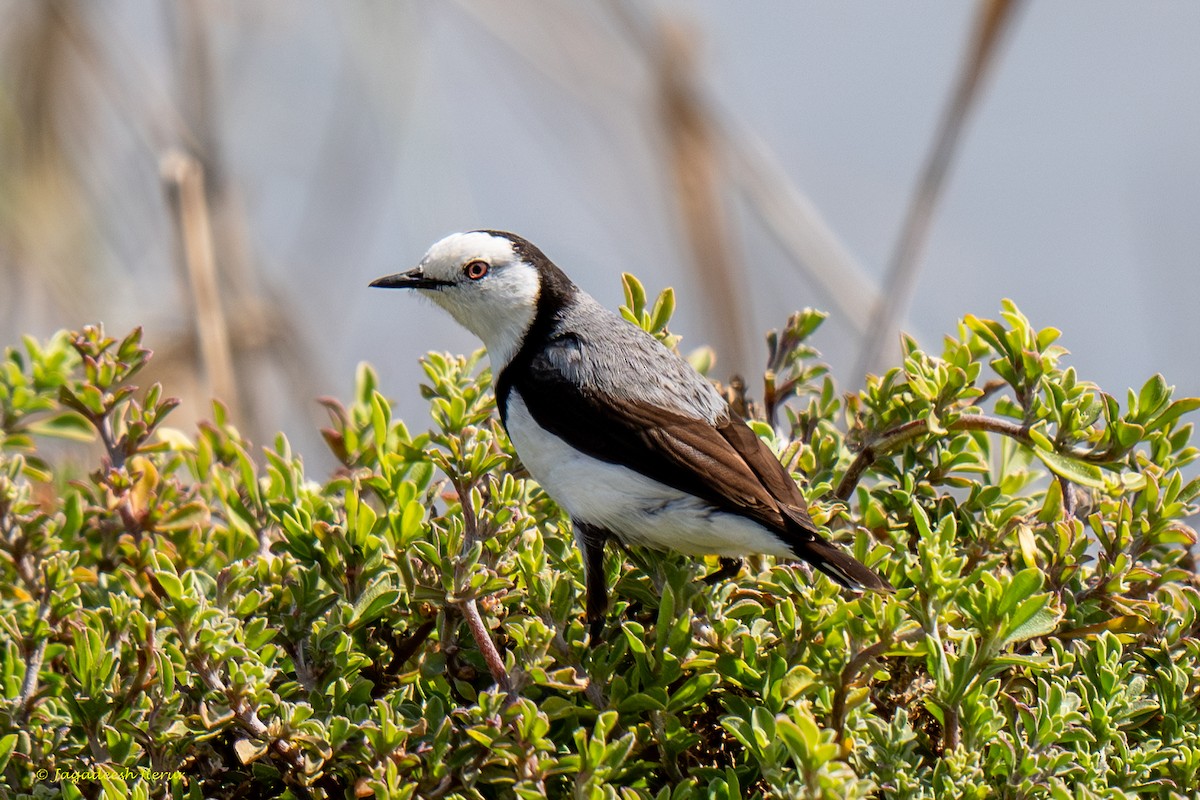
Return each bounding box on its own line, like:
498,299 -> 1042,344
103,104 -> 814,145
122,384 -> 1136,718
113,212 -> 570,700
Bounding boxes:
1,1 -> 1197,475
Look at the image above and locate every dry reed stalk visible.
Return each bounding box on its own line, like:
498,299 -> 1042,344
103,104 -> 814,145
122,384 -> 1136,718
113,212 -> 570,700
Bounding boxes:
657,20 -> 754,378
608,2 -> 882,351
161,149 -> 240,419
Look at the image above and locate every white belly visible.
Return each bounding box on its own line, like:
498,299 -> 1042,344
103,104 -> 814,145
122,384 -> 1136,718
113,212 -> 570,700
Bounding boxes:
505,392 -> 790,557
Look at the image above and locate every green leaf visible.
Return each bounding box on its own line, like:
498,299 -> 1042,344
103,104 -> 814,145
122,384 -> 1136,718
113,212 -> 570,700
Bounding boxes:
26,411 -> 95,442
353,493 -> 378,546
667,673 -> 720,713
621,273 -> 646,314
1136,373 -> 1170,421
1150,397 -> 1200,429
399,499 -> 425,542
350,581 -> 400,629
621,623 -> 647,654
686,346 -> 716,376
1003,600 -> 1061,646
998,568 -> 1044,618
649,287 -> 676,332
156,570 -> 185,601
1036,326 -> 1062,350
371,391 -> 391,449
964,314 -> 1010,357
1112,420 -> 1145,449
1033,446 -> 1105,489
0,733 -> 17,774
355,361 -> 379,405
156,650 -> 176,697
617,692 -> 665,714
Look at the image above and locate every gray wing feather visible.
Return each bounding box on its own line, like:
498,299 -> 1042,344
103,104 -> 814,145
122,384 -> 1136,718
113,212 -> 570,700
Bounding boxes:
520,293 -> 890,592
545,295 -> 727,423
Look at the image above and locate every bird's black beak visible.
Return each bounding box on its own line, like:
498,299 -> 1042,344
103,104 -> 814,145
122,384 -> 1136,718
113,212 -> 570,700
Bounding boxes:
369,268 -> 451,290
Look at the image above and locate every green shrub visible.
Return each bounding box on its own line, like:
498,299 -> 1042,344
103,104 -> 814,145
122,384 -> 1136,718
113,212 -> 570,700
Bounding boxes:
1,282 -> 1198,799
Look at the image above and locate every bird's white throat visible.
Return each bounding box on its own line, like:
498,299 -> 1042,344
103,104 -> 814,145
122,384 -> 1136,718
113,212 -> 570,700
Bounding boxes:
427,268 -> 539,370
419,232 -> 543,370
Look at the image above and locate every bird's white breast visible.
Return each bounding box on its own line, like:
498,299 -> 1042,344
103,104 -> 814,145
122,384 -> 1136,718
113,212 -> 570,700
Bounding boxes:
505,392 -> 790,558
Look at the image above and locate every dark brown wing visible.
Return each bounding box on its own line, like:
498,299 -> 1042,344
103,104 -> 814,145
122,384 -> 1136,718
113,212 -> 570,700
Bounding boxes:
510,369 -> 888,590
709,414 -> 819,531
643,407 -> 889,589
633,406 -> 816,534
509,358 -> 779,525
500,329 -> 891,591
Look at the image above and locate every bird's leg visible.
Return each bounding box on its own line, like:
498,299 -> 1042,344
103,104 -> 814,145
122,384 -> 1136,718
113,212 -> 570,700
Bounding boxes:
702,556 -> 743,585
574,522 -> 610,642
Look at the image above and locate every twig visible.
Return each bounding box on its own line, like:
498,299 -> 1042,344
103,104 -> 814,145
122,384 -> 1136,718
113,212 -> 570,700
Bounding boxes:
285,636 -> 317,694
606,0 -> 882,336
833,411 -> 1113,501
16,595 -> 50,725
97,413 -> 127,470
193,652 -> 308,774
831,626 -> 924,739
457,597 -> 512,695
720,121 -> 881,335
548,629 -> 607,708
449,475 -> 513,696
390,619 -> 437,669
109,620 -> 155,720
650,709 -> 685,784
835,410 -> 1126,502
1058,475 -> 1076,520
942,705 -> 962,751
831,640 -> 889,738
837,414 -> 1023,500
150,568 -> 310,776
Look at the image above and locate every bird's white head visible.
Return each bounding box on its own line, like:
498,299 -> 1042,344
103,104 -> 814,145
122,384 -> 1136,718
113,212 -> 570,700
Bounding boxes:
371,230 -> 552,368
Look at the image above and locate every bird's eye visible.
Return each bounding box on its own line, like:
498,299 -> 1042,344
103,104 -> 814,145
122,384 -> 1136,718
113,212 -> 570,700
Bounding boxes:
464,260 -> 490,280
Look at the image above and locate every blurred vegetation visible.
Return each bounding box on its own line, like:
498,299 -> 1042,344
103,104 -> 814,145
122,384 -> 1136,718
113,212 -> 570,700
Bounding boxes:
1,277 -> 1198,798
0,0 -> 1032,459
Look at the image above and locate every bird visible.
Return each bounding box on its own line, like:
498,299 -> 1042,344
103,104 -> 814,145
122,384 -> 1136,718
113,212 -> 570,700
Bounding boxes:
371,230 -> 891,637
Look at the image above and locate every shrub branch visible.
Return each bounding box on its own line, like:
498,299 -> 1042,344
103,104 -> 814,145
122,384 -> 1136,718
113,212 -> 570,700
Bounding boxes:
193,652 -> 308,775
457,596 -> 512,695
450,474 -> 513,696
835,413 -> 1072,500
16,592 -> 51,724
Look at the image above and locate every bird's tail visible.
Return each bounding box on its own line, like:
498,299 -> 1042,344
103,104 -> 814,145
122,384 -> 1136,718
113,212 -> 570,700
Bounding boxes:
795,536 -> 892,592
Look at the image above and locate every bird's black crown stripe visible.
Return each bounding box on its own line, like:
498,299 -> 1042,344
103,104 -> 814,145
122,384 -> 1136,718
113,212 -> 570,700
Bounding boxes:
486,231 -> 577,425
